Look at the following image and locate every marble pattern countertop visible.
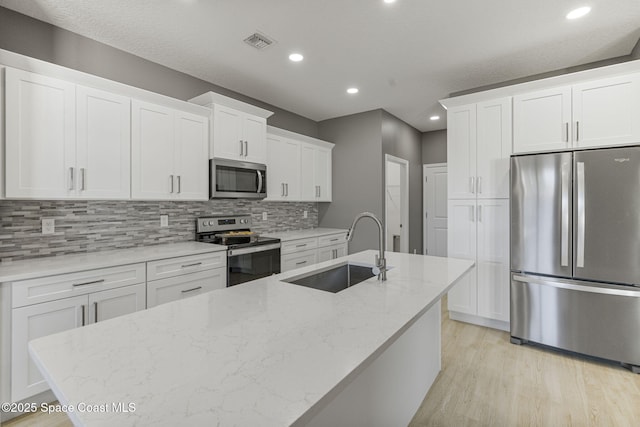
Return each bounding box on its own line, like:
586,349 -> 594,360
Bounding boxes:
0,242 -> 226,283
29,251 -> 473,427
263,227 -> 348,241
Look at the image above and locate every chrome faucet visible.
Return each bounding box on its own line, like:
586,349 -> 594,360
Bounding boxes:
346,212 -> 387,281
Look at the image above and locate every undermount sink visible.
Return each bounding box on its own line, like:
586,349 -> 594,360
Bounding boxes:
283,262 -> 377,293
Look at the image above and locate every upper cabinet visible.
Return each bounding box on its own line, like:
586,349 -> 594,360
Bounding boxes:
266,126 -> 334,202
131,100 -> 208,200
513,73 -> 640,153
189,92 -> 274,164
447,97 -> 512,200
5,68 -> 131,199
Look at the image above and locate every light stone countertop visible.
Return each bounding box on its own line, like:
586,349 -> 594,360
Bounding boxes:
0,242 -> 226,283
28,250 -> 474,427
263,227 -> 348,242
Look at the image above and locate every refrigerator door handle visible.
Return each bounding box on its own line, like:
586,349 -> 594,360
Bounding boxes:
560,162 -> 570,267
576,162 -> 586,268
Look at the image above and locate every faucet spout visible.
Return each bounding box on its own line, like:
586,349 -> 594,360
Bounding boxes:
346,212 -> 387,281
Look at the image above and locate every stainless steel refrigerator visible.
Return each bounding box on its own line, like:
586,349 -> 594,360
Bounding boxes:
510,146 -> 640,373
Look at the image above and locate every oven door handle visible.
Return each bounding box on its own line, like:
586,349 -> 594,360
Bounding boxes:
228,243 -> 280,257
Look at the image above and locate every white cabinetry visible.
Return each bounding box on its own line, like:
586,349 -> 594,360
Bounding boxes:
447,98 -> 511,200
513,73 -> 640,153
146,252 -> 226,307
266,134 -> 301,200
5,68 -> 131,199
212,104 -> 267,163
300,143 -> 332,202
447,199 -> 509,325
131,100 -> 208,200
446,99 -> 510,330
10,264 -> 146,401
280,232 -> 348,272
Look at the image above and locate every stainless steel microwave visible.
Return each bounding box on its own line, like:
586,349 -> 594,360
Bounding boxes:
210,158 -> 267,199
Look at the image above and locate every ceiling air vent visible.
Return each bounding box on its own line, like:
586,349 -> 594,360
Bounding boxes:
243,32 -> 275,50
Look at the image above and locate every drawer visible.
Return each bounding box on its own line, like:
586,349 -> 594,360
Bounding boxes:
12,263 -> 146,308
146,268 -> 226,308
281,250 -> 318,272
281,238 -> 318,255
318,233 -> 347,248
147,252 -> 226,282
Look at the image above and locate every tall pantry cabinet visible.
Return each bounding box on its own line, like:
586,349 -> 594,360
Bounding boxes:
446,98 -> 511,330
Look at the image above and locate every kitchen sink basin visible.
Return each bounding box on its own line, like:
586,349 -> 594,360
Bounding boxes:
283,262 -> 377,293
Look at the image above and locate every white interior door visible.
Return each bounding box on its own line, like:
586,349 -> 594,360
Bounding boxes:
423,164 -> 448,256
384,154 -> 409,253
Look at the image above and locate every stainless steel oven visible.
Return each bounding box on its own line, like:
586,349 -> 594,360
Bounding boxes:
210,158 -> 267,199
196,215 -> 280,286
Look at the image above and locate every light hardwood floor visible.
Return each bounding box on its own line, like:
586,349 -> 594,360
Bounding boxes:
4,297 -> 640,427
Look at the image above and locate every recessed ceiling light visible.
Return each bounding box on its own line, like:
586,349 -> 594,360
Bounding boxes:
566,6 -> 591,20
289,53 -> 304,62
347,87 -> 359,94
384,0 -> 397,3
430,115 -> 440,121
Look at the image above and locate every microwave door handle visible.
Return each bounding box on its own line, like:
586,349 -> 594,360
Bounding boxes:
257,170 -> 263,194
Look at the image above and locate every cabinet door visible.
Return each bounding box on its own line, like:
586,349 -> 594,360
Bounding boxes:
513,87 -> 571,153
447,105 -> 476,199
572,74 -> 640,148
476,200 -> 510,322
282,250 -> 318,272
147,268 -> 226,308
174,111 -> 209,200
131,100 -> 175,199
266,135 -> 290,200
315,146 -> 332,201
318,243 -> 348,262
11,295 -> 86,401
88,283 -> 146,323
242,115 -> 267,164
447,200 -> 477,315
5,68 -> 76,198
300,144 -> 317,200
76,86 -> 131,199
476,98 -> 511,199
212,105 -> 244,160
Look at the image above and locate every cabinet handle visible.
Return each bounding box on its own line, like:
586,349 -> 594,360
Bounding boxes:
170,175 -> 174,193
470,205 -> 475,222
282,183 -> 285,197
296,260 -> 307,265
244,141 -> 249,157
296,244 -> 307,248
94,302 -> 98,323
330,238 -> 339,242
73,279 -> 105,287
470,177 -> 475,194
68,167 -> 75,190
80,168 -> 86,191
564,122 -> 569,142
285,183 -> 289,196
181,286 -> 203,294
181,262 -> 202,268
477,176 -> 482,194
81,304 -> 86,326
576,121 -> 580,142
177,175 -> 181,194
478,205 -> 482,222
239,140 -> 244,156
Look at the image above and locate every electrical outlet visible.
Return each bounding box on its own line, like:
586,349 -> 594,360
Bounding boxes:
262,212 -> 268,221
303,210 -> 308,219
160,215 -> 169,227
42,218 -> 55,235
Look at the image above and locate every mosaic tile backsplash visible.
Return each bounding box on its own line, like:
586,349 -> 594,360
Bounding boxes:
0,200 -> 318,262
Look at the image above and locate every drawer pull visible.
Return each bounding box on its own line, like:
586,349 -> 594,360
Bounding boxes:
94,302 -> 98,323
181,262 -> 203,268
330,238 -> 339,242
73,279 -> 105,287
81,305 -> 86,326
296,261 -> 307,265
181,286 -> 203,294
295,244 -> 307,248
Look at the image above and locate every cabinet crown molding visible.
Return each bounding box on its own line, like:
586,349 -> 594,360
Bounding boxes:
267,125 -> 335,149
189,91 -> 274,119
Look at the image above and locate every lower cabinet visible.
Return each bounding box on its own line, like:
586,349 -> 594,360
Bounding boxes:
280,232 -> 349,272
447,199 -> 510,328
147,269 -> 226,308
317,243 -> 348,263
11,283 -> 145,401
282,250 -> 318,272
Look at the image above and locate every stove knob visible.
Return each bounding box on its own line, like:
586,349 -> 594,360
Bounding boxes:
202,221 -> 208,226
208,221 -> 214,226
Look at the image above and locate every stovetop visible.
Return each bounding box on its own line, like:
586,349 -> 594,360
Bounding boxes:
195,214 -> 280,249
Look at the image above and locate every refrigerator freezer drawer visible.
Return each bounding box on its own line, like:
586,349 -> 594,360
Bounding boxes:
510,273 -> 640,367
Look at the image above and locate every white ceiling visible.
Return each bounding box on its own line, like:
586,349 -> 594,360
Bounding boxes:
2,0 -> 639,132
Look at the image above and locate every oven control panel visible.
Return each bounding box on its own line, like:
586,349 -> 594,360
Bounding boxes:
196,215 -> 252,233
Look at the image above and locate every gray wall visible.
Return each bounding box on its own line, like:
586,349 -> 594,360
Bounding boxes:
381,111 -> 423,254
421,130 -> 447,164
317,111 -> 384,253
0,6 -> 318,137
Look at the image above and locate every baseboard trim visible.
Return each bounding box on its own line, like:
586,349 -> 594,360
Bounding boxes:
449,311 -> 509,332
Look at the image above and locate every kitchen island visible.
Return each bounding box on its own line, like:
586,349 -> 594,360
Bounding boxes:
28,250 -> 473,426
